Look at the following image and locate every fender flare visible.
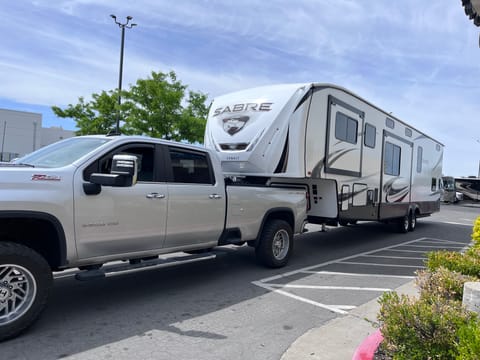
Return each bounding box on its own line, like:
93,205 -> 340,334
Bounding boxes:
0,210 -> 67,267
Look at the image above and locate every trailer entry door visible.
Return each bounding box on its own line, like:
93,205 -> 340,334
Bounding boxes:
325,96 -> 364,177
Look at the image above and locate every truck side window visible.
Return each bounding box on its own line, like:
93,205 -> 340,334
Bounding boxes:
83,145 -> 155,182
168,148 -> 214,185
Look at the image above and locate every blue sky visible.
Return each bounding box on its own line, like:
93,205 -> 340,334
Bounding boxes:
0,1 -> 479,177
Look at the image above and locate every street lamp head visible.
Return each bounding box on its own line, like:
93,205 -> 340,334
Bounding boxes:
126,16 -> 133,20
110,14 -> 116,20
131,23 -> 137,27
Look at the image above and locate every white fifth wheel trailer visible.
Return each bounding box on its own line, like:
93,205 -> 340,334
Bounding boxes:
204,83 -> 444,232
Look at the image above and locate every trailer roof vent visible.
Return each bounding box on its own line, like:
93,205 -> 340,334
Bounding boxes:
219,143 -> 249,151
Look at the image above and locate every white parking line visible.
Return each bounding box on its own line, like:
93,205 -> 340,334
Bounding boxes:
252,281 -> 351,314
266,284 -> 392,292
302,270 -> 415,279
339,261 -> 425,268
387,249 -> 428,253
419,238 -> 468,245
400,244 -> 464,249
442,221 -> 473,226
362,255 -> 425,260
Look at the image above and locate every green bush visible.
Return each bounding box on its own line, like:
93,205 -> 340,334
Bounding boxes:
456,319 -> 480,360
378,292 -> 476,360
377,217 -> 480,359
416,267 -> 477,302
426,250 -> 480,278
472,216 -> 480,249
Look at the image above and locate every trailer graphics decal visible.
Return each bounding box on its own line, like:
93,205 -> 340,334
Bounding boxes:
383,178 -> 409,203
222,116 -> 249,135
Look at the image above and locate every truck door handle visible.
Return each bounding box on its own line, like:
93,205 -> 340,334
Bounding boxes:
209,194 -> 222,199
146,193 -> 165,199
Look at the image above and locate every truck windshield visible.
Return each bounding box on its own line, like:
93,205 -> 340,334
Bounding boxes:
12,137 -> 111,168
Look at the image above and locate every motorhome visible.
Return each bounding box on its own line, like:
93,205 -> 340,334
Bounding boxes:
205,83 -> 444,232
455,177 -> 480,201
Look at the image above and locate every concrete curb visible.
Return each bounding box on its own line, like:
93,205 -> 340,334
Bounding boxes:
280,281 -> 418,360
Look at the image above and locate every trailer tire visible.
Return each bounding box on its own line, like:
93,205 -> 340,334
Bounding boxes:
408,211 -> 417,232
397,215 -> 410,234
0,242 -> 52,342
255,219 -> 293,268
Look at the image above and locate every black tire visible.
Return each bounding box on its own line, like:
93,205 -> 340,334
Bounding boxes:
396,215 -> 409,234
339,220 -> 349,226
255,219 -> 293,268
0,242 -> 52,341
408,211 -> 417,232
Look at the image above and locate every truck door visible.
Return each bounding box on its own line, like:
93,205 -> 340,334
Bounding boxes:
380,131 -> 413,218
163,146 -> 225,249
74,143 -> 168,258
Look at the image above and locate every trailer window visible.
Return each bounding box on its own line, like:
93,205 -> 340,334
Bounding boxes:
384,142 -> 401,176
416,146 -> 423,173
364,123 -> 376,148
335,112 -> 357,144
385,118 -> 395,129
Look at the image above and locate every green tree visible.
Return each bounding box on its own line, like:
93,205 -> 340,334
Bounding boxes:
52,70 -> 208,143
123,70 -> 208,143
52,90 -> 120,135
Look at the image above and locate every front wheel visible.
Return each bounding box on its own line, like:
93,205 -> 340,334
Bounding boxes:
255,219 -> 293,268
0,242 -> 52,341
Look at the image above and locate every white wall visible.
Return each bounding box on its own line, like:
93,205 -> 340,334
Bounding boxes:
0,108 -> 74,161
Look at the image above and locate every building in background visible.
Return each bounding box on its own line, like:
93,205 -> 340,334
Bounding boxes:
0,108 -> 75,161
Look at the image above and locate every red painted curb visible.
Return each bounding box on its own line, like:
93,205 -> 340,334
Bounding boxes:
352,329 -> 383,360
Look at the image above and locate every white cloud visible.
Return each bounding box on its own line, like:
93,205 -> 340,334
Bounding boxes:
1,1 -> 479,176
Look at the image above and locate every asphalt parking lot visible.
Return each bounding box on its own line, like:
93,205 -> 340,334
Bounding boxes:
253,236 -> 468,315
1,203 -> 478,360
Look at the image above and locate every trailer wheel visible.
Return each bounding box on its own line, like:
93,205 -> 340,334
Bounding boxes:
408,211 -> 417,232
255,220 -> 293,268
0,242 -> 52,341
397,215 -> 410,234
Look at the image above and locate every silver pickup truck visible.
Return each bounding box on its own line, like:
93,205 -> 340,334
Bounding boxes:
0,135 -> 307,341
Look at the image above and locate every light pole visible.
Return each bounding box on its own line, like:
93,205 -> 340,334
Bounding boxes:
110,15 -> 137,134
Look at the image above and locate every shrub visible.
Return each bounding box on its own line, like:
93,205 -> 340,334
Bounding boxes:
426,250 -> 480,278
416,267 -> 477,302
377,217 -> 480,359
456,319 -> 480,360
378,292 -> 476,360
472,216 -> 480,249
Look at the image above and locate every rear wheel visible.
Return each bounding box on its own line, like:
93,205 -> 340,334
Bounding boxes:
0,242 -> 52,341
255,219 -> 293,268
408,211 -> 417,232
